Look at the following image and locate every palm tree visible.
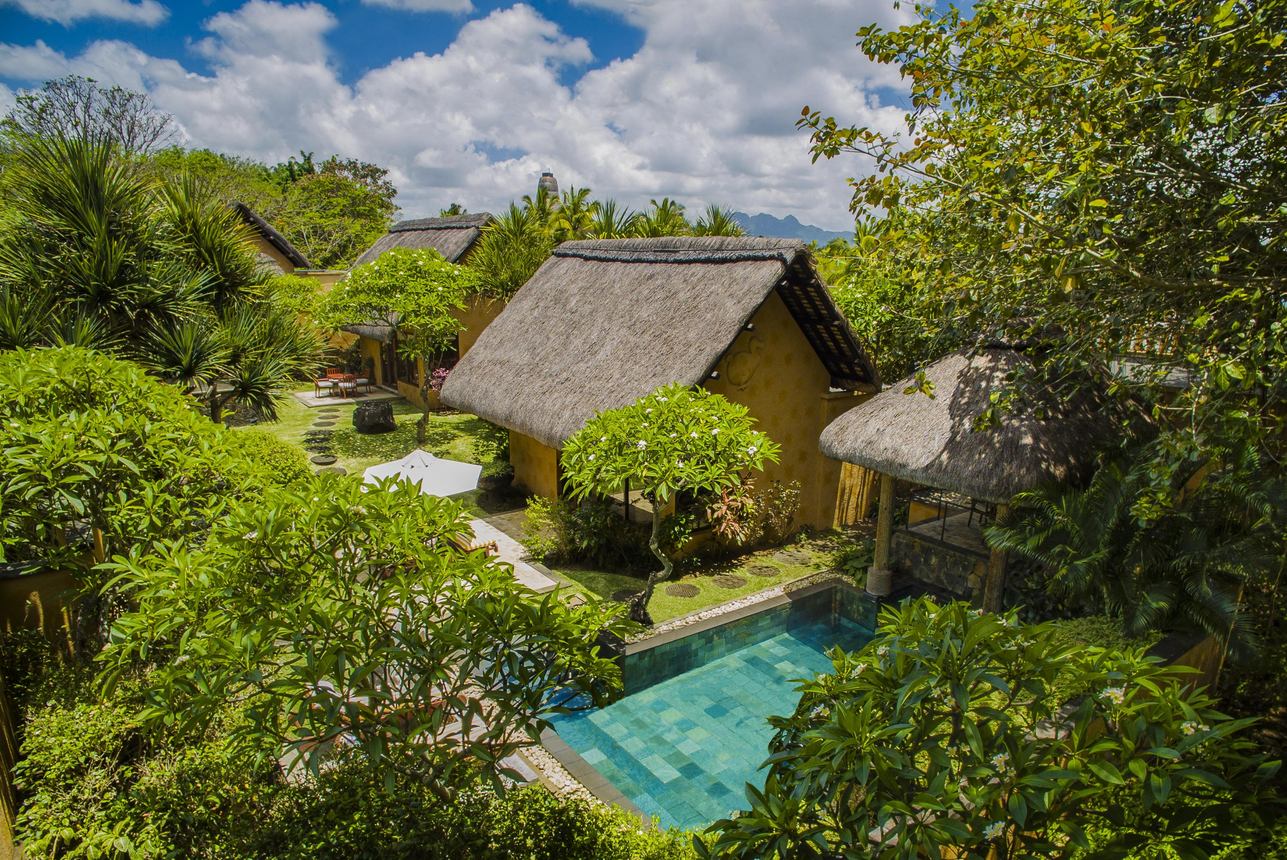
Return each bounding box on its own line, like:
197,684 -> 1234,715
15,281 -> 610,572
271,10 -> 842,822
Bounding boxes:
634,197 -> 689,237
691,204 -> 745,237
588,199 -> 640,238
550,186 -> 595,242
467,204 -> 554,299
520,186 -> 558,226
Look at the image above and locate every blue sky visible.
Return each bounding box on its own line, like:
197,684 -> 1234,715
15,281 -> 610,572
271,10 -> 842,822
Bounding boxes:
0,0 -> 913,229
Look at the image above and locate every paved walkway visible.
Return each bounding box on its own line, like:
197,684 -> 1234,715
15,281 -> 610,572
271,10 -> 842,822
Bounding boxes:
292,387 -> 402,408
469,517 -> 558,593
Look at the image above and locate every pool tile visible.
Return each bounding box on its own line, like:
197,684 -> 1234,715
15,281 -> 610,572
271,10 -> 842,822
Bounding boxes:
550,587 -> 874,831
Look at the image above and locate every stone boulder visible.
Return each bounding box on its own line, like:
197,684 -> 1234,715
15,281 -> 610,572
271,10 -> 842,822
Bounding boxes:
353,401 -> 396,434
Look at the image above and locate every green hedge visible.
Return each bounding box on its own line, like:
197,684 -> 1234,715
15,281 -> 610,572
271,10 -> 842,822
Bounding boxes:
227,427 -> 314,488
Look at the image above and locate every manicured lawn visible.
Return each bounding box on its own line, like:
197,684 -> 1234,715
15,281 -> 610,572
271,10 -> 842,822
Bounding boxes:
549,531 -> 857,624
249,390 -> 502,515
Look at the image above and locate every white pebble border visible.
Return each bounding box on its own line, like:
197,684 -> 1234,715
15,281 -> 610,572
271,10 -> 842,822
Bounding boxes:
523,744 -> 596,801
625,569 -> 848,644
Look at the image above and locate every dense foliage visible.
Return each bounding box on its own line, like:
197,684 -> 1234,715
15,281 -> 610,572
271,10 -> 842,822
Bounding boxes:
319,247 -> 476,441
100,477 -> 627,789
0,347 -> 268,571
561,384 -> 779,623
702,599 -> 1282,858
987,445 -> 1282,653
801,0 -> 1285,507
0,135 -> 322,421
467,188 -> 744,299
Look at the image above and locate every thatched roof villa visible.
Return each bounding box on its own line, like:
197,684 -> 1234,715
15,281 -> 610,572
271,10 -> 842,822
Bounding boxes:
819,346 -> 1105,608
234,202 -> 311,273
442,236 -> 880,529
344,213 -> 499,405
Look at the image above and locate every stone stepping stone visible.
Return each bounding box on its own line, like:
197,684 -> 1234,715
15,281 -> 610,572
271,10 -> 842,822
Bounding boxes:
315,465 -> 347,476
712,573 -> 748,589
773,549 -> 813,565
610,589 -> 639,603
748,564 -> 780,578
664,583 -> 700,598
310,454 -> 337,466
313,420 -> 337,428
561,592 -> 588,608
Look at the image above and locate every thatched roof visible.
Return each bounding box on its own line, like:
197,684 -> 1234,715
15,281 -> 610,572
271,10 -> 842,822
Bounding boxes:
233,202 -> 311,269
353,213 -> 492,266
819,348 -> 1105,503
441,236 -> 877,448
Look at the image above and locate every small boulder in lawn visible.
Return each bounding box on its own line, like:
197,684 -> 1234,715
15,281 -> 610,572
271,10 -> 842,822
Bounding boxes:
353,401 -> 396,434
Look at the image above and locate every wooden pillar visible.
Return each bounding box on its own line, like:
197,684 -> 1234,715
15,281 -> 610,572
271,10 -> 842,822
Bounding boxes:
982,502 -> 1010,612
866,473 -> 896,596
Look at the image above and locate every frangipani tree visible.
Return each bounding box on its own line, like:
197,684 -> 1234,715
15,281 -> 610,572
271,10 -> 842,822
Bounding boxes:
561,383 -> 779,624
701,599 -> 1281,858
320,247 -> 476,443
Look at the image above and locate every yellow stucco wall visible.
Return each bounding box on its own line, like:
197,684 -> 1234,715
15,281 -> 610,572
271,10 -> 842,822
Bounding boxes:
297,270 -> 345,291
509,430 -> 560,499
457,296 -> 505,355
704,291 -> 872,530
251,236 -> 294,273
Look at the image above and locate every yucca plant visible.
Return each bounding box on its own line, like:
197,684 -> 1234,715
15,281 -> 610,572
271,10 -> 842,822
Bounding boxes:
0,134 -> 323,421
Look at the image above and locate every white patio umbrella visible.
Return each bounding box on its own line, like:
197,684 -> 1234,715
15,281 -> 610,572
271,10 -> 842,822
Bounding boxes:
362,449 -> 482,498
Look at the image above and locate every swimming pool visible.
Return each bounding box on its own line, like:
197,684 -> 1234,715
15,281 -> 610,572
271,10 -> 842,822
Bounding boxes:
547,583 -> 875,830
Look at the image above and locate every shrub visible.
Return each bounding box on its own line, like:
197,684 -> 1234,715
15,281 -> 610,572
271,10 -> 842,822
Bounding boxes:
13,668 -> 277,860
250,762 -> 697,860
226,428 -> 313,488
757,480 -> 801,546
521,497 -> 651,570
474,419 -> 510,465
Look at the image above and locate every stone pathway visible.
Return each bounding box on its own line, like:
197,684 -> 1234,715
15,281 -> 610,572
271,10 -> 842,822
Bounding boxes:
468,518 -> 558,594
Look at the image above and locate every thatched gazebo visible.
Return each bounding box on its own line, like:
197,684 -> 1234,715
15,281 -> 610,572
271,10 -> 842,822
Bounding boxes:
442,236 -> 880,528
819,347 -> 1104,609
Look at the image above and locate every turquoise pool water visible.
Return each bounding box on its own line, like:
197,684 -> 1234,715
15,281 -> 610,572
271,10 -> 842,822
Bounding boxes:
548,587 -> 874,830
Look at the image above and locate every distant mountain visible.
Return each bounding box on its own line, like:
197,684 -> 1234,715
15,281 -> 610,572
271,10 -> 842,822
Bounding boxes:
731,212 -> 851,244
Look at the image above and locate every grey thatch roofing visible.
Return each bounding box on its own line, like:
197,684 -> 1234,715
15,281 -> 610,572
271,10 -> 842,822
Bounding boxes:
819,348 -> 1105,503
233,202 -> 311,269
441,236 -> 878,448
353,213 -> 492,266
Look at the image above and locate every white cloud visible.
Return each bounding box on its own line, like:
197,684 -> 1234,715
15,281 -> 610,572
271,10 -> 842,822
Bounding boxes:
0,0 -> 167,26
0,0 -> 911,230
361,0 -> 474,13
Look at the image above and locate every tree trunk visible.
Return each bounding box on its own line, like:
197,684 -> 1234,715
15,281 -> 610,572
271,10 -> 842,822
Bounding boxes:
208,389 -> 222,424
417,361 -> 431,445
629,502 -> 672,626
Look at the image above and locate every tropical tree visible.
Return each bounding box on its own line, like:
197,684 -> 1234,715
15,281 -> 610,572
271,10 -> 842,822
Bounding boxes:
814,215 -> 952,382
319,247 -> 475,443
691,204 -> 745,237
144,146 -> 280,215
588,198 -> 640,238
701,599 -> 1282,858
439,202 -> 467,216
560,384 -> 779,624
0,135 -> 321,421
798,0 -> 1286,513
3,75 -> 176,153
274,170 -> 394,268
634,197 -> 690,237
100,478 -> 628,793
467,204 -> 555,299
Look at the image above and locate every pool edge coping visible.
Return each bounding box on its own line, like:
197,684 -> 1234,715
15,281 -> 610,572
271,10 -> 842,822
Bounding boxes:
624,572 -> 857,656
538,727 -> 649,823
